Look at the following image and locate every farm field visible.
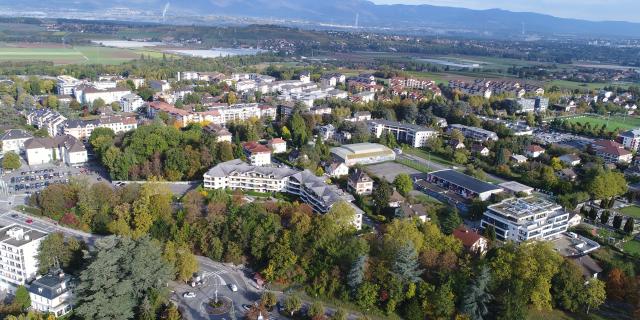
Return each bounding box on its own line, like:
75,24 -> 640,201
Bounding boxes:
620,205 -> 640,219
563,115 -> 640,131
547,79 -> 629,91
0,44 -> 165,65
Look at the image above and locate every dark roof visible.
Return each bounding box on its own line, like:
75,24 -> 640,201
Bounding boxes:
570,256 -> 603,279
1,129 -> 33,141
428,169 -> 502,194
399,203 -> 428,218
28,272 -> 72,300
24,135 -> 85,153
349,169 -> 371,184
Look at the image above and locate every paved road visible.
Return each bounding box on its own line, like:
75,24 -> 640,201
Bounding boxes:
0,209 -> 100,246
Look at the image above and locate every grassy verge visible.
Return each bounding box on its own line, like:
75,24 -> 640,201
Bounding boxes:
395,159 -> 432,173
619,205 -> 640,219
403,147 -> 455,167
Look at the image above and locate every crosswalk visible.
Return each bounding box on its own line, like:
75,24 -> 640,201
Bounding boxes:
201,270 -> 227,286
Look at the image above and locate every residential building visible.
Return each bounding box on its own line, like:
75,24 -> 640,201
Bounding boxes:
559,154 -> 581,166
481,196 -> 569,242
557,168 -> 578,181
149,80 -> 171,93
450,139 -> 465,150
570,256 -> 603,279
1,129 -> 33,154
499,181 -> 534,195
203,159 -> 362,229
24,135 -> 87,165
348,169 -> 373,195
396,203 -> 430,222
243,142 -> 272,166
120,93 -> 145,113
388,191 -> 406,208
347,111 -> 372,122
367,119 -> 438,148
619,128 -> 640,151
592,140 -> 633,164
510,154 -> 528,164
525,145 -> 546,158
452,226 -> 488,255
26,109 -> 67,137
203,123 -> 232,143
320,73 -> 345,87
324,161 -> 349,178
471,144 -> 490,157
56,75 -> 81,96
268,138 -> 287,154
28,271 -> 73,317
62,116 -> 137,140
448,124 -> 498,142
330,143 -> 396,167
423,169 -> 504,201
318,124 -> 336,141
81,87 -> 132,105
148,102 -> 274,128
516,97 -> 549,113
0,225 -> 47,292
350,91 -> 375,103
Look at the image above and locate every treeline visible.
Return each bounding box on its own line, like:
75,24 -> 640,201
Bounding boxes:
550,118 -> 620,139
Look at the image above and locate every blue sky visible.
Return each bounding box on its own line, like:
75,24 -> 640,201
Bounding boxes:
371,0 -> 640,23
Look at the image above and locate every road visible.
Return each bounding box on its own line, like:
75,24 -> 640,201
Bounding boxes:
0,209 -> 100,246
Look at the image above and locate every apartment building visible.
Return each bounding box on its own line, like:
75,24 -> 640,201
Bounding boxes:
0,225 -> 47,292
1,129 -> 33,154
56,75 -> 82,96
243,142 -> 272,166
81,86 -> 132,105
62,116 -> 137,140
367,119 -> 439,148
516,97 -> 549,113
592,139 -> 633,164
24,135 -> 88,165
26,109 -> 67,137
28,271 -> 73,317
481,196 -> 569,243
320,73 -> 346,87
448,124 -> 499,142
619,128 -> 640,151
203,159 -> 362,229
120,93 -> 145,113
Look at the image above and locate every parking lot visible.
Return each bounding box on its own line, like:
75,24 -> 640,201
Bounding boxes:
2,162 -> 108,196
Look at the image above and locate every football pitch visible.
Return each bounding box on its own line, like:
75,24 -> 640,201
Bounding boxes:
0,45 -> 164,65
563,115 -> 640,131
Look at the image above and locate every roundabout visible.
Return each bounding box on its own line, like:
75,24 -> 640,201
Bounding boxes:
204,296 -> 232,315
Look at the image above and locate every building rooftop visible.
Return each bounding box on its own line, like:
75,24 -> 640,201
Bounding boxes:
488,196 -> 561,219
429,169 -> 502,194
499,181 -> 534,193
1,129 -> 33,141
452,226 -> 485,248
330,143 -> 395,160
28,271 -> 72,300
367,119 -> 436,133
0,225 -> 47,247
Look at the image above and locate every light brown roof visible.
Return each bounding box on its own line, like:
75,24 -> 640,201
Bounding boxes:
243,141 -> 271,154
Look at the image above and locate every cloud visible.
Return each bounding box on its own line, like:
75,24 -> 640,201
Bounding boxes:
370,0 -> 640,23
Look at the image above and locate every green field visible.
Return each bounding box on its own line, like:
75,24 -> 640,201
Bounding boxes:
563,115 -> 640,131
620,205 -> 640,219
623,240 -> 640,255
0,45 -> 165,65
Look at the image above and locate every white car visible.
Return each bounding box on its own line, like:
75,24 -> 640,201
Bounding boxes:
230,284 -> 238,292
183,292 -> 196,298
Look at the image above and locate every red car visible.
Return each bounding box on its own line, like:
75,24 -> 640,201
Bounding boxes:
25,219 -> 33,224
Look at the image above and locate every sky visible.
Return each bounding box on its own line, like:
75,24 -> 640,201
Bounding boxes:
371,0 -> 640,23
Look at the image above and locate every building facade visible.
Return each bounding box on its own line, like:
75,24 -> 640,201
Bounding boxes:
1,129 -> 33,154
0,225 -> 47,292
24,135 -> 88,166
449,124 -> 498,142
367,119 -> 438,148
62,116 -> 137,140
28,271 -> 73,317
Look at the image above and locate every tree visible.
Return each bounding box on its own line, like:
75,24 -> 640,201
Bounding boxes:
461,266 -> 493,320
394,173 -> 413,196
624,218 -> 635,234
586,171 -> 628,200
606,268 -> 626,301
37,232 -> 83,274
2,151 -> 21,170
355,282 -> 379,309
309,301 -> 325,319
281,126 -> 292,140
600,210 -> 610,225
583,279 -> 606,314
14,285 -> 31,310
347,255 -> 367,292
261,291 -> 278,309
290,112 -> 308,147
176,246 -> 198,282
450,129 -> 465,143
332,308 -> 347,320
440,208 -> 462,234
613,215 -> 623,229
284,294 -> 302,316
373,180 -> 393,214
551,260 -> 584,312
483,225 -> 496,241
392,242 -> 423,283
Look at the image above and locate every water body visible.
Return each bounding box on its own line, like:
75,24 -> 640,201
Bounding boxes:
167,48 -> 267,58
418,58 -> 481,68
91,40 -> 163,48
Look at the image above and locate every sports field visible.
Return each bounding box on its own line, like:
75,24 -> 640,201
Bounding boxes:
563,115 -> 640,131
0,44 -> 165,65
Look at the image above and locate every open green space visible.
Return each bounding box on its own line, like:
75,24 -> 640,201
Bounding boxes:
547,79 -> 625,91
563,115 -> 640,131
395,158 -> 432,173
403,147 -> 456,167
623,240 -> 640,255
620,205 -> 640,219
0,45 -> 165,65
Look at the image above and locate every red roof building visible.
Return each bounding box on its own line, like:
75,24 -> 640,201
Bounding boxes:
452,226 -> 488,255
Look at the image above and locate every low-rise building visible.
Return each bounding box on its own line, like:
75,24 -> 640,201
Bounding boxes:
324,161 -> 349,178
452,226 -> 488,255
120,93 -> 145,113
499,181 -> 534,195
1,129 -> 33,154
396,203 -> 430,222
619,128 -> 640,151
204,124 -> 233,143
471,144 -> 490,157
149,80 -> 171,93
318,124 -> 336,141
448,124 -> 498,142
557,168 -> 578,181
28,271 -> 73,317
510,154 -> 528,164
0,225 -> 47,292
24,135 -> 87,165
330,143 -> 396,167
525,145 -> 546,158
62,116 -> 137,140
559,154 -> 581,166
347,169 -> 373,195
367,119 -> 438,148
81,87 -> 132,105
516,97 -> 549,113
481,196 -> 569,242
268,138 -> 287,154
56,75 -> 81,96
243,142 -> 272,166
592,140 -> 633,164
423,169 -> 504,201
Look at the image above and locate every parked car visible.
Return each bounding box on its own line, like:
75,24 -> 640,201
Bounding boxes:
229,284 -> 238,292
183,292 -> 196,298
25,219 -> 33,224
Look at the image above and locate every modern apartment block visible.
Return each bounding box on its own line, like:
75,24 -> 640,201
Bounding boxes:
0,225 -> 47,293
203,159 -> 362,229
26,109 -> 68,137
619,128 -> 640,152
481,196 -> 569,243
62,116 -> 138,140
147,101 -> 276,128
367,119 -> 439,148
448,124 -> 499,142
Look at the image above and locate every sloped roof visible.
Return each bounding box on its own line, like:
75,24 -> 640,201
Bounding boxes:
452,226 -> 484,248
1,129 -> 33,141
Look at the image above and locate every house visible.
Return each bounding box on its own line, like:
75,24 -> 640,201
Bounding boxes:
568,213 -> 582,227
149,80 -> 171,93
592,140 -> 633,164
242,142 -> 272,166
452,226 -> 488,255
557,168 -> 578,181
450,139 -> 466,150
389,191 -> 406,208
324,161 -> 349,178
559,154 -> 581,166
471,144 -> 490,157
570,255 -> 603,279
0,225 -> 47,292
396,203 -> 430,222
24,135 -> 87,166
28,270 -> 73,317
1,129 -> 33,154
510,154 -> 528,164
348,111 -> 372,122
203,123 -> 232,143
525,145 -> 546,158
348,169 -> 373,195
268,138 -> 287,154
318,124 -> 336,141
498,181 -> 534,195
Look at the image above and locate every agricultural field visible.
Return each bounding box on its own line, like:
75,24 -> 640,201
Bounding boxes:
563,115 -> 640,131
0,43 -> 165,65
547,79 -> 627,91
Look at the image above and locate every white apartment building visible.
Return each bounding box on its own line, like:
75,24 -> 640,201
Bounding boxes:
481,196 -> 569,243
449,124 -> 499,142
62,116 -> 138,140
367,119 -> 439,148
204,160 -> 363,229
243,142 -> 272,166
120,93 -> 145,113
24,135 -> 88,166
56,76 -> 81,96
1,129 -> 33,154
28,271 -> 73,317
147,102 -> 276,127
0,225 -> 47,293
26,109 -> 68,137
81,87 -> 132,105
619,129 -> 640,152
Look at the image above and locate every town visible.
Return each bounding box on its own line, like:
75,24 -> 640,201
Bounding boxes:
0,6 -> 639,320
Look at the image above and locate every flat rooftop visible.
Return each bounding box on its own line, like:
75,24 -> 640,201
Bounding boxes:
367,119 -> 436,132
488,196 -> 561,218
330,143 -> 395,160
428,169 -> 502,194
499,181 -> 534,193
0,225 -> 47,247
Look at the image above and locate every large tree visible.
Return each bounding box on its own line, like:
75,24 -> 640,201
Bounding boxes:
37,233 -> 84,274
2,151 -> 21,170
394,173 -> 413,196
392,242 -> 423,283
461,266 -> 493,320
586,170 -> 628,200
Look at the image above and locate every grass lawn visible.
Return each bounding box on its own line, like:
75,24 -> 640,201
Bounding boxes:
547,80 -> 613,91
395,158 -> 432,173
403,147 -> 455,167
620,205 -> 640,218
563,115 -> 640,131
0,45 -> 166,65
623,240 -> 640,255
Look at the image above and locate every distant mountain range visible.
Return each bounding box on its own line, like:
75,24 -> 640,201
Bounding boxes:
9,0 -> 640,38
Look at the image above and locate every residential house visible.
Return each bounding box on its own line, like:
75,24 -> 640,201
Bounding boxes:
396,203 -> 430,222
203,124 -> 232,143
243,142 -> 271,166
28,271 -> 73,317
619,128 -> 640,152
557,168 -> 578,181
525,145 -> 546,158
471,144 -> 490,157
449,139 -> 465,150
510,154 -> 528,164
1,129 -> 33,154
268,138 -> 287,154
452,226 -> 488,255
324,161 -> 349,178
348,169 -> 373,195
120,93 -> 145,113
149,80 -> 171,93
559,154 -> 581,166
24,135 -> 87,165
388,191 -> 406,208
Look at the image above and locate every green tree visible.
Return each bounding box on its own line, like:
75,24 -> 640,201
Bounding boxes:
2,151 -> 21,170
586,170 -> 628,200
461,266 -> 493,320
483,225 -> 496,242
290,112 -> 308,147
583,279 -> 606,314
355,282 -> 379,309
176,246 -> 198,282
613,215 -> 623,229
347,255 -> 367,292
392,242 -> 423,283
332,308 -> 348,320
284,294 -> 302,316
281,126 -> 292,140
394,173 -> 413,196
261,291 -> 278,309
440,208 -> 463,234
14,285 -> 31,310
624,218 -> 635,234
37,233 -> 83,274
551,260 -> 584,313
373,180 -> 393,214
309,301 -> 325,319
